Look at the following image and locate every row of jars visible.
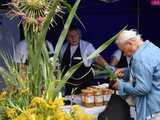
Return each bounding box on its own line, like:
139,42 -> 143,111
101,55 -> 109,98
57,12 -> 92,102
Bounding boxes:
81,87 -> 113,107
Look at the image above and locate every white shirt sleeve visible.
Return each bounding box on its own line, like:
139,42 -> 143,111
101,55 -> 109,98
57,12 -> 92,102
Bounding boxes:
82,41 -> 96,67
112,49 -> 122,62
14,40 -> 28,63
85,43 -> 96,57
46,41 -> 54,55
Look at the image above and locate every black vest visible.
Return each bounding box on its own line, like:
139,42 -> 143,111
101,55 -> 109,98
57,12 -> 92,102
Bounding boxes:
116,52 -> 128,68
61,44 -> 92,79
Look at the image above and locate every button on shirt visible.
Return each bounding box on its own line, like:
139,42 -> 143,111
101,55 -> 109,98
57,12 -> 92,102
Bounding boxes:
118,40 -> 160,120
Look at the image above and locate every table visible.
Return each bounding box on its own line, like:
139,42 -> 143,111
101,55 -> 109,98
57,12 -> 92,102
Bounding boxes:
64,95 -> 136,120
64,95 -> 106,119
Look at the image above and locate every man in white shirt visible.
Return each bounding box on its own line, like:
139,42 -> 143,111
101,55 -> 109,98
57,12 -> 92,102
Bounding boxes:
60,26 -> 109,95
14,40 -> 54,64
111,49 -> 131,68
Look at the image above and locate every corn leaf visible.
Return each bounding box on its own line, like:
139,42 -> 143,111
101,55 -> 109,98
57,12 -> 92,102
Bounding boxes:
54,0 -> 81,58
87,26 -> 127,60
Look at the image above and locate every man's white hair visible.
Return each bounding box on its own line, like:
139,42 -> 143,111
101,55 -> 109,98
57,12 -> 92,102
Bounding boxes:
115,29 -> 141,44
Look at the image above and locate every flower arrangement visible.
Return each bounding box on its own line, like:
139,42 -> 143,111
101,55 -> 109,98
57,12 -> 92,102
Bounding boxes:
4,97 -> 95,120
0,0 -> 125,119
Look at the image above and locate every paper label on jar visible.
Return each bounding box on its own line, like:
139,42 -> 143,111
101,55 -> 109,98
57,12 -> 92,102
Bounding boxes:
86,96 -> 94,103
95,95 -> 103,103
104,94 -> 111,101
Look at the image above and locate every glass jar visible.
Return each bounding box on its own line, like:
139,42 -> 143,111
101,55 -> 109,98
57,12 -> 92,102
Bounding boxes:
94,89 -> 103,106
103,89 -> 111,105
81,89 -> 94,107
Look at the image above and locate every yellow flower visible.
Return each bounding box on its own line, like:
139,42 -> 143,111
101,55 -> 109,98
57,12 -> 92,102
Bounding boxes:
79,114 -> 95,120
19,88 -> 30,94
26,0 -> 46,9
46,116 -> 53,120
14,109 -> 36,120
71,105 -> 96,120
71,105 -> 83,113
0,90 -> 7,97
31,97 -> 46,106
5,107 -> 17,119
64,114 -> 74,120
55,110 -> 65,120
48,98 -> 64,106
0,90 -> 7,101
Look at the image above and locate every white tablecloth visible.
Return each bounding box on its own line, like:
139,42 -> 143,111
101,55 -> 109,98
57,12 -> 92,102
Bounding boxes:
64,95 -> 136,120
64,95 -> 106,119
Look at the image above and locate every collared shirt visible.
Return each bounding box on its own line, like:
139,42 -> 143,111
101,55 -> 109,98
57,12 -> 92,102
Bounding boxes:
14,40 -> 54,63
60,40 -> 96,67
118,40 -> 160,120
70,45 -> 78,58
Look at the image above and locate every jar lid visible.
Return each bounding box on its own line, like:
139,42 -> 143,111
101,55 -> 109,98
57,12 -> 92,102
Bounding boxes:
95,89 -> 103,95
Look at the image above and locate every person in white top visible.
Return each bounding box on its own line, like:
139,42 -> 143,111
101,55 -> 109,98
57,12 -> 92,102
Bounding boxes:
111,49 -> 131,68
60,26 -> 110,95
14,40 -> 54,64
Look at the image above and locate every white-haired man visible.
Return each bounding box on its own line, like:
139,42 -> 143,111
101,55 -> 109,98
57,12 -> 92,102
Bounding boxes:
113,29 -> 160,120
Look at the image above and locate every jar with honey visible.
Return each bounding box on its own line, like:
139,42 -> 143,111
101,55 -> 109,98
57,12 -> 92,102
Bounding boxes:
103,89 -> 111,105
81,89 -> 94,107
94,89 -> 103,106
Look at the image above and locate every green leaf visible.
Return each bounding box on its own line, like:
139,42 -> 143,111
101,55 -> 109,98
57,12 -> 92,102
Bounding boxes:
45,0 -> 81,99
87,26 -> 127,60
54,0 -> 81,58
63,1 -> 86,30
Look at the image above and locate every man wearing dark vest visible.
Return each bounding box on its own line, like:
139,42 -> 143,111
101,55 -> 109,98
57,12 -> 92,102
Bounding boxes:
60,26 -> 109,95
111,49 -> 129,68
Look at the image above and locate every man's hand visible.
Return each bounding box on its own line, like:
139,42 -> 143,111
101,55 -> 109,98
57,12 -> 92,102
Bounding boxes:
115,68 -> 125,78
112,81 -> 119,90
